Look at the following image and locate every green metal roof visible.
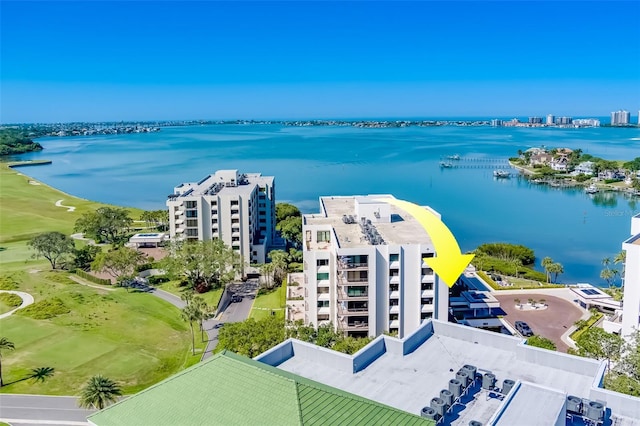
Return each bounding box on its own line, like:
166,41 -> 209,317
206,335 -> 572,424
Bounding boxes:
88,351 -> 433,426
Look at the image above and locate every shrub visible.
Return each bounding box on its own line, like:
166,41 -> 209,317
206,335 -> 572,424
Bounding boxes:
17,298 -> 70,319
0,274 -> 19,290
0,292 -> 23,308
575,174 -> 591,182
148,275 -> 170,285
604,178 -> 622,184
135,262 -> 154,273
75,270 -> 111,286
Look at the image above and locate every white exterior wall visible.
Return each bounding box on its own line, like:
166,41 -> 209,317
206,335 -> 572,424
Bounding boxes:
302,197 -> 446,339
166,171 -> 275,265
621,214 -> 640,339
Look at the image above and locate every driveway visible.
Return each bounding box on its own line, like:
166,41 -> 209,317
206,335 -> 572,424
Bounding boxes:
0,394 -> 94,425
494,293 -> 584,352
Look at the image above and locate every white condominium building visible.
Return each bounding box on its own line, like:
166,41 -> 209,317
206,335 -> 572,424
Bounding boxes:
622,213 -> 640,339
166,170 -> 275,264
611,110 -> 631,125
302,194 -> 448,339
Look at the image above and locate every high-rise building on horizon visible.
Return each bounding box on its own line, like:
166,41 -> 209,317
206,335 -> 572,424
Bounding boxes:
611,110 -> 631,126
546,114 -> 555,125
302,195 -> 448,339
166,169 -> 276,265
528,116 -> 543,124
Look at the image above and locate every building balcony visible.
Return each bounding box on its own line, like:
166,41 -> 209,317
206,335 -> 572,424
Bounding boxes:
231,213 -> 240,220
389,320 -> 400,329
232,231 -> 240,238
389,305 -> 400,314
318,320 -> 331,327
421,260 -> 431,268
317,280 -> 330,287
389,276 -> 400,284
318,307 -> 331,315
175,218 -> 184,225
338,305 -> 369,315
389,260 -> 400,269
176,227 -> 185,234
317,265 -> 330,274
175,210 -> 185,216
421,274 -> 435,283
337,288 -> 368,300
421,290 -> 434,299
421,304 -> 434,313
212,232 -> 219,238
317,293 -> 330,302
337,261 -> 368,271
337,275 -> 369,285
338,319 -> 369,330
389,290 -> 400,299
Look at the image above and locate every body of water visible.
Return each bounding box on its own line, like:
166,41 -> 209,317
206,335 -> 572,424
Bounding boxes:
15,124 -> 640,284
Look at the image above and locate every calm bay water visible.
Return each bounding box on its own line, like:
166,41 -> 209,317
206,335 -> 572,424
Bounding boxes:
15,124 -> 640,284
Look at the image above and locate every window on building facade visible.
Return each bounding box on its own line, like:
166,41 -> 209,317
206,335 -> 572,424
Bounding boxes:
232,219 -> 239,224
317,230 -> 330,242
316,272 -> 329,281
422,253 -> 435,258
186,229 -> 198,237
231,200 -> 239,206
317,259 -> 329,266
421,283 -> 433,291
422,268 -> 434,275
389,254 -> 399,262
186,210 -> 198,218
186,219 -> 198,227
186,201 -> 197,209
317,300 -> 330,308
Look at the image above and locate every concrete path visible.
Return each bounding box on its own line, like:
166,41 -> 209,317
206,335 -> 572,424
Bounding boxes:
0,290 -> 34,319
0,394 -> 94,425
54,200 -> 76,212
69,233 -> 98,246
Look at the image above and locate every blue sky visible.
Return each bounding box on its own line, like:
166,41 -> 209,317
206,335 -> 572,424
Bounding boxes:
1,1 -> 639,122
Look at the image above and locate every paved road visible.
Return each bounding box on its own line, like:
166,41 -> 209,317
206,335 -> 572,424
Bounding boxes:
0,394 -> 94,425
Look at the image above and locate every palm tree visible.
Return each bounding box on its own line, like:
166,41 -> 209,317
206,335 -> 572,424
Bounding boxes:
0,337 -> 15,387
512,258 -> 523,278
548,262 -> 564,283
78,375 -> 122,410
191,296 -> 209,342
600,268 -> 617,288
614,250 -> 626,288
30,366 -> 55,383
541,257 -> 553,283
181,304 -> 199,355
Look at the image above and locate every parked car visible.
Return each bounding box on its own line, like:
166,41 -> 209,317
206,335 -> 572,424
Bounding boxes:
231,295 -> 243,303
213,323 -> 225,329
515,321 -> 534,337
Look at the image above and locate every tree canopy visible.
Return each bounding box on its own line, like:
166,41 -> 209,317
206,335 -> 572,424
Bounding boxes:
0,129 -> 43,155
162,239 -> 241,293
276,203 -> 301,222
476,243 -> 535,265
74,207 -> 133,244
91,247 -> 145,281
575,327 -> 624,371
527,335 -> 557,351
27,232 -> 75,269
275,203 -> 302,247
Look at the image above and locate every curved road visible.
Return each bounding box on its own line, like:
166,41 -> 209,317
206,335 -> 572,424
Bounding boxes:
0,290 -> 34,320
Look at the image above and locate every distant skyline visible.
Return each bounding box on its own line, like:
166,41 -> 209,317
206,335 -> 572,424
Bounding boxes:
2,1 -> 639,123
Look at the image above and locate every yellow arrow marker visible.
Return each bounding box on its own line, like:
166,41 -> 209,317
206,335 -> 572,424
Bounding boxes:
376,198 -> 474,287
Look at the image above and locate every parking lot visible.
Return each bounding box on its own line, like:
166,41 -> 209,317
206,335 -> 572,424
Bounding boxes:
494,293 -> 584,352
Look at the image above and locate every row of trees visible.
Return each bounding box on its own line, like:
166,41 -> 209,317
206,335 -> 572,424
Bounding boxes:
216,317 -> 372,358
601,252 -> 626,289
540,257 -> 564,283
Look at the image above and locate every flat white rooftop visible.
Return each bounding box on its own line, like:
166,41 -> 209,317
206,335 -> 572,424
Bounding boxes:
257,320 -> 640,425
304,195 -> 435,248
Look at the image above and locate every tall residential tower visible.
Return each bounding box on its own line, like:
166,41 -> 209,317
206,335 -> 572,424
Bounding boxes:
302,195 -> 448,338
166,170 -> 275,264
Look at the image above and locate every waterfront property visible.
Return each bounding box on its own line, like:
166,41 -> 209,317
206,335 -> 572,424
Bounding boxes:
257,319 -> 640,425
166,170 -> 275,264
301,195 -> 447,339
87,351 -> 431,426
602,214 -> 640,338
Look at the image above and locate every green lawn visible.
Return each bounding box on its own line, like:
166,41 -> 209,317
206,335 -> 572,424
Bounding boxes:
0,163 -> 201,396
155,280 -> 224,311
0,269 -> 204,395
250,284 -> 287,321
